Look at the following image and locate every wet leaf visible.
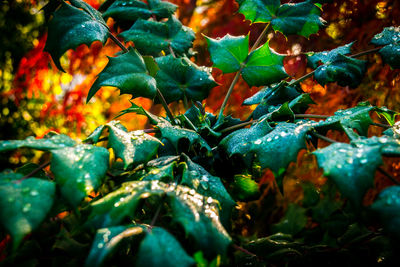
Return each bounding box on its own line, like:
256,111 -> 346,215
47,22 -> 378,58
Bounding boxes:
44,1 -> 109,71
87,49 -> 157,103
119,17 -> 195,56
307,42 -> 354,68
272,204 -> 307,235
51,144 -> 109,207
136,227 -> 195,267
0,177 -> 55,250
313,142 -> 382,206
0,133 -> 76,152
371,26 -> 400,68
155,55 -> 217,103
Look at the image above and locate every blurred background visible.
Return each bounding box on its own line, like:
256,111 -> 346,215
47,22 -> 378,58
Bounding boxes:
1,0 -> 399,172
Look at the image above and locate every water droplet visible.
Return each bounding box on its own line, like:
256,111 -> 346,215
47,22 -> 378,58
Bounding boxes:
114,202 -> 121,207
23,203 -> 31,213
280,132 -> 287,137
254,139 -> 262,145
337,164 -> 342,169
189,189 -> 196,195
200,181 -> 209,190
207,197 -> 213,204
274,135 -> 279,140
266,137 -> 272,142
360,158 -> 368,164
81,25 -> 85,28
97,243 -> 104,249
346,158 -> 353,164
30,190 -> 39,196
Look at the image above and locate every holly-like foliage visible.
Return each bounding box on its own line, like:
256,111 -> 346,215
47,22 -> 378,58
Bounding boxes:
1,0 -> 400,266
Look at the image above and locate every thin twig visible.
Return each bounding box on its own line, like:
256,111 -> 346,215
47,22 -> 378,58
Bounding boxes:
20,161 -> 51,181
108,32 -> 129,53
168,44 -> 176,58
220,120 -> 257,133
107,172 -> 116,179
156,89 -> 176,125
311,132 -> 337,143
249,23 -> 271,54
233,244 -> 257,258
143,128 -> 157,133
350,47 -> 382,58
288,70 -> 315,86
149,204 -> 162,230
377,167 -> 400,185
371,122 -> 391,128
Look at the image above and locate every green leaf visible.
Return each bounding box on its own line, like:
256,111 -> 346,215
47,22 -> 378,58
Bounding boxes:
307,42 -> 354,69
136,227 -> 195,267
180,155 -> 235,226
313,142 -> 383,206
219,118 -> 273,165
370,185 -> 400,239
103,0 -> 177,22
157,122 -> 212,153
44,1 -> 109,71
155,55 -> 217,103
351,135 -> 400,157
0,177 -> 55,250
50,144 -> 109,207
314,54 -> 366,88
272,0 -> 325,37
0,133 -> 76,152
87,49 -> 157,103
205,34 -> 249,73
315,103 -> 375,137
272,204 -> 307,235
85,121 -> 161,169
86,225 -> 145,267
375,106 -> 398,126
115,101 -> 165,125
371,26 -> 400,68
16,163 -> 48,179
250,122 -> 312,189
236,0 -> 280,24
119,17 -> 195,56
86,181 -> 231,257
237,0 -> 325,37
232,174 -> 260,201
241,41 -> 288,86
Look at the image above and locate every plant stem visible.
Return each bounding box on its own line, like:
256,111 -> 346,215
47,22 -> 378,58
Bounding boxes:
295,114 -> 329,119
149,204 -> 162,230
168,44 -> 176,58
156,88 -> 176,125
183,93 -> 189,110
350,47 -> 382,58
220,120 -> 256,133
371,122 -> 391,128
108,32 -> 129,53
311,132 -> 338,143
217,23 -> 271,120
288,70 -> 315,86
20,161 -> 51,181
377,167 -> 400,185
233,244 -> 257,258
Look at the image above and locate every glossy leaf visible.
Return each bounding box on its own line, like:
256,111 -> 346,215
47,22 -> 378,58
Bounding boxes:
236,0 -> 279,23
250,122 -> 312,187
313,142 -> 383,206
86,181 -> 231,257
241,41 -> 288,86
0,133 -> 76,152
243,83 -> 300,106
85,121 -> 160,169
232,174 -> 260,201
314,54 -> 366,88
44,1 -> 109,71
103,0 -> 177,22
272,204 -> 307,235
307,42 -> 354,68
272,0 -> 325,37
351,136 -> 400,157
0,177 -> 55,249
205,34 -> 249,73
136,227 -> 195,267
115,101 -> 165,125
87,49 -> 157,103
371,26 -> 400,68
155,55 -> 217,103
157,122 -> 212,153
370,185 -> 400,238
180,155 -> 235,225
119,17 -> 195,56
219,118 -> 273,165
86,225 -> 145,267
50,144 -> 109,207
236,0 -> 325,37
